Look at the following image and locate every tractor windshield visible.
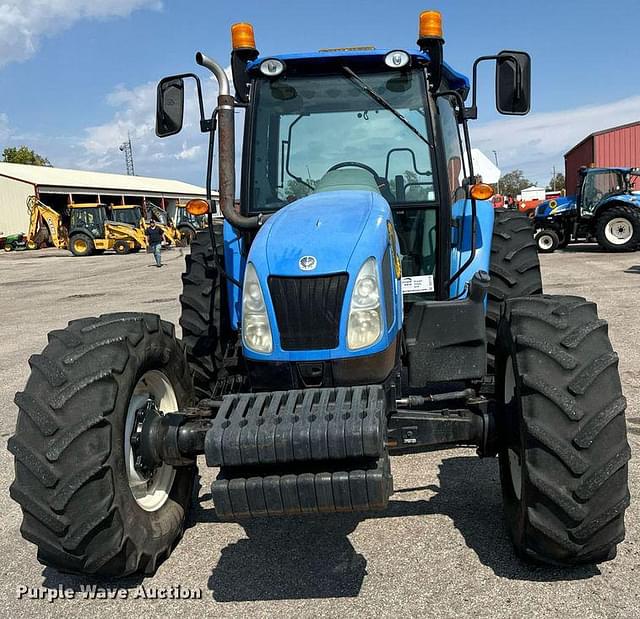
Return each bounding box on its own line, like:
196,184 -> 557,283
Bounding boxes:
111,207 -> 142,226
581,170 -> 627,215
70,206 -> 107,238
248,69 -> 436,212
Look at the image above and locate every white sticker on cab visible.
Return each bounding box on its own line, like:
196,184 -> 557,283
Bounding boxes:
402,275 -> 435,294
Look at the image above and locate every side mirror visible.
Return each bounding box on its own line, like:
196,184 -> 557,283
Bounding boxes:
156,77 -> 185,137
496,50 -> 531,115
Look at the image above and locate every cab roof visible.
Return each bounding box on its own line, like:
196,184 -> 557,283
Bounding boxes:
246,48 -> 470,97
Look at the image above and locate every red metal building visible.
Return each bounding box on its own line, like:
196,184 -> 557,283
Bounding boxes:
564,120 -> 640,195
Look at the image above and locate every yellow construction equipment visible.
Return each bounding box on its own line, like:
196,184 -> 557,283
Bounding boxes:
146,202 -> 183,246
172,200 -> 208,245
26,196 -> 68,250
67,203 -> 146,256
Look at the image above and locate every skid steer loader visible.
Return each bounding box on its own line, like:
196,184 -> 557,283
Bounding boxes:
9,10 -> 630,578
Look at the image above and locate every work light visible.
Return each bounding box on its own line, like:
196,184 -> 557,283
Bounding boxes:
384,51 -> 410,69
259,58 -> 285,77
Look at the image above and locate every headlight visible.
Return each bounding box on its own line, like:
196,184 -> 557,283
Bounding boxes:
242,263 -> 273,353
347,258 -> 382,350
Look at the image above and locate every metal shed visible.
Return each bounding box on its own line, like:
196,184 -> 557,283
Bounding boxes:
565,121 -> 640,195
0,162 -> 212,236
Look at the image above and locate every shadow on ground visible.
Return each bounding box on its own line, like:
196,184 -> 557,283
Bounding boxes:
200,456 -> 598,602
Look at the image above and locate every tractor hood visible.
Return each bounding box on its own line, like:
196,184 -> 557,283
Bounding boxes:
255,190 -> 390,276
535,196 -> 576,219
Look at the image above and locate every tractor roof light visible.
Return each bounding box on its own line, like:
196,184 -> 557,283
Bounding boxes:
259,58 -> 285,77
231,22 -> 256,51
419,10 -> 444,40
384,50 -> 410,69
186,199 -> 210,216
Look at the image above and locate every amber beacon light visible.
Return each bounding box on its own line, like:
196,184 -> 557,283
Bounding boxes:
186,199 -> 210,216
231,22 -> 257,50
419,10 -> 443,40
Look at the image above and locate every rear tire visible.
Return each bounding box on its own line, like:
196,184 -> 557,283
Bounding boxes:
496,295 -> 630,565
69,234 -> 94,257
535,229 -> 559,253
595,205 -> 640,252
487,210 -> 543,370
9,313 -> 195,577
180,227 -> 234,400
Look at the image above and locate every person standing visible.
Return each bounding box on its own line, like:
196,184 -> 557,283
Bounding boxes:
146,220 -> 164,267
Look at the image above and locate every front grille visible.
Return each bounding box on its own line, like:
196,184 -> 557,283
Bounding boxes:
268,274 -> 349,350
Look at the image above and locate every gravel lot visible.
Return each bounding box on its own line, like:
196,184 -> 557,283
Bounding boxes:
0,244 -> 638,618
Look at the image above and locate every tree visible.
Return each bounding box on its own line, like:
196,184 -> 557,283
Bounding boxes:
499,169 -> 534,198
2,146 -> 51,166
547,172 -> 565,192
285,178 -> 316,199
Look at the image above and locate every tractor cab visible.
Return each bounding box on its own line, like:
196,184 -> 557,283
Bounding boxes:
69,203 -> 108,239
577,167 -> 639,217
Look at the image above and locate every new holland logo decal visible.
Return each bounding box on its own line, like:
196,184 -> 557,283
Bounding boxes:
299,256 -> 317,271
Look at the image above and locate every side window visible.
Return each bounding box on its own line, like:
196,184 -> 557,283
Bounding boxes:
436,96 -> 465,203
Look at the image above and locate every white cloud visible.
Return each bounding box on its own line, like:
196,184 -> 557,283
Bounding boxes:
470,95 -> 640,183
0,0 -> 161,67
0,113 -> 10,141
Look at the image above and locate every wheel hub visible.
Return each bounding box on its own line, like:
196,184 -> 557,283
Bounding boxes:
605,217 -> 633,245
124,370 -> 178,512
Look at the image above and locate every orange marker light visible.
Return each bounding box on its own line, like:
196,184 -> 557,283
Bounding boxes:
419,10 -> 443,39
470,183 -> 495,201
186,199 -> 210,216
231,22 -> 256,50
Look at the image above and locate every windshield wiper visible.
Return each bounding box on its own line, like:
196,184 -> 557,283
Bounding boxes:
342,66 -> 432,149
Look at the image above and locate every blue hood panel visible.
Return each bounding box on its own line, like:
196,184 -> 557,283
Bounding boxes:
245,190 -> 403,362
261,190 -> 377,276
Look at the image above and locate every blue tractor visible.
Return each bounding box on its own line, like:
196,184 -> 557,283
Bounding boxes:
534,166 -> 640,252
10,11 -> 630,578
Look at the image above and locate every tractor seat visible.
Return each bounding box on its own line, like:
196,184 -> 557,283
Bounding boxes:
314,168 -> 381,195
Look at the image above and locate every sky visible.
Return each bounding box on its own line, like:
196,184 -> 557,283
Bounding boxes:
0,0 -> 638,189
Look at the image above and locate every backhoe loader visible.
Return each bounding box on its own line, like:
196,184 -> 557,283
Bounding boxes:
67,203 -> 146,256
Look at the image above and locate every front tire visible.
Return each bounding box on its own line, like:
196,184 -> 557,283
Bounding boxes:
9,313 -> 195,577
113,240 -> 131,255
535,229 -> 559,253
496,295 -> 630,565
487,210 -> 543,370
595,205 -> 640,251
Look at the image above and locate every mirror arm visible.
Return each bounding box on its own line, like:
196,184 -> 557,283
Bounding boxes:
463,53 -> 520,120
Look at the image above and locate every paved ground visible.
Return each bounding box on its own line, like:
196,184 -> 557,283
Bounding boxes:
0,244 -> 638,618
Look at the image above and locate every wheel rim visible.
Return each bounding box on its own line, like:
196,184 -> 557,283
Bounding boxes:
504,357 -> 522,501
74,239 -> 87,253
605,217 -> 633,245
538,234 -> 554,250
124,370 -> 177,512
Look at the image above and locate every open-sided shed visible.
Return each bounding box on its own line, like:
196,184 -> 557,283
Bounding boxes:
0,162 -> 210,235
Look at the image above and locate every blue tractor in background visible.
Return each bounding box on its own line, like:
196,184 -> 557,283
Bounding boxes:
10,11 -> 630,578
534,166 -> 640,252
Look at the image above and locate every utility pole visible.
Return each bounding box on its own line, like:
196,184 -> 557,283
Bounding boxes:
552,165 -> 556,191
119,133 -> 135,176
492,150 -> 500,195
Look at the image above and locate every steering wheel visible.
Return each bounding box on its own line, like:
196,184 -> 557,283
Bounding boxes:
327,162 -> 393,200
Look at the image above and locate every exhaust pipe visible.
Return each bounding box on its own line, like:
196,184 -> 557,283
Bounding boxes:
196,52 -> 261,230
